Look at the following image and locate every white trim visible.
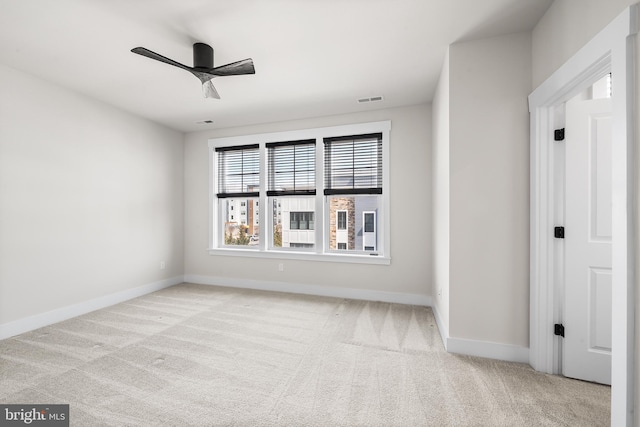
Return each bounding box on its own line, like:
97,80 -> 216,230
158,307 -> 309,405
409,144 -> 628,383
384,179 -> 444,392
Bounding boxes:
528,5 -> 637,426
206,248 -> 391,265
431,303 -> 449,350
430,303 -> 528,363
0,276 -> 183,340
446,337 -> 530,364
208,121 -> 391,148
186,275 -> 527,364
184,274 -> 430,306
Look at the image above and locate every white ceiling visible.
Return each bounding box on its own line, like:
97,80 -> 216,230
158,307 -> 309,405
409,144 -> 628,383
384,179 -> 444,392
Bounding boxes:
0,0 -> 552,132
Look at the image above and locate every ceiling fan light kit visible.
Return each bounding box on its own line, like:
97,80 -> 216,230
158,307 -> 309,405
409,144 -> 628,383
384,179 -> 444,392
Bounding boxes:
131,42 -> 255,99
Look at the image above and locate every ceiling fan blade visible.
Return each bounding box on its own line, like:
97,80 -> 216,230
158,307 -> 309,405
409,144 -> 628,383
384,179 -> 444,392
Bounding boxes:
203,80 -> 220,99
131,47 -> 192,72
210,58 -> 255,76
131,45 -> 252,99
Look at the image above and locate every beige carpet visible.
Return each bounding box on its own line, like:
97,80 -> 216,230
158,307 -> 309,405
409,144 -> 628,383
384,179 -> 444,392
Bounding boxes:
0,283 -> 609,426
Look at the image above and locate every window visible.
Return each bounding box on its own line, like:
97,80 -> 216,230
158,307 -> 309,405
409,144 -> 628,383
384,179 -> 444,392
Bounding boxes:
325,134 -> 382,254
215,144 -> 260,248
290,212 -> 314,230
222,199 -> 258,246
272,198 -> 316,249
337,211 -> 347,230
267,139 -> 316,251
327,196 -> 380,253
364,212 -> 375,232
209,121 -> 390,264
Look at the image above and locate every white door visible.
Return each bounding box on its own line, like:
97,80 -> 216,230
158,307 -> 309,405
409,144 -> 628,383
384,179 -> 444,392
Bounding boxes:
563,97 -> 612,385
362,211 -> 376,251
336,210 -> 348,249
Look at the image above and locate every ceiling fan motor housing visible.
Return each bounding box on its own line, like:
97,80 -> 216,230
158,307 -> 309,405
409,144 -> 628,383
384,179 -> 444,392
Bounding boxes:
193,43 -> 213,69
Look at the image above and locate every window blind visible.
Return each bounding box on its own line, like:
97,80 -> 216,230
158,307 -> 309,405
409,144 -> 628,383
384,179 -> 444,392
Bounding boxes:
324,133 -> 382,195
266,139 -> 316,196
216,144 -> 260,198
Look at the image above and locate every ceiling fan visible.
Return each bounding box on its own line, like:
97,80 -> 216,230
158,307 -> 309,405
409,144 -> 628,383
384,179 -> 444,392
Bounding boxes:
131,42 -> 255,99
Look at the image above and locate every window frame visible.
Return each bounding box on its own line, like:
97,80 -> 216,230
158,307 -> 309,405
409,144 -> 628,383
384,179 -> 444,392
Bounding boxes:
208,121 -> 391,265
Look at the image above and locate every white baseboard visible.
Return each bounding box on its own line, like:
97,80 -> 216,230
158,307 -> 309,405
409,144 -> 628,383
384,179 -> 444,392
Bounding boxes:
184,274 -> 431,306
446,336 -> 530,364
186,275 -> 528,363
431,303 -> 449,350
0,276 -> 183,340
2,274 -> 529,365
430,299 -> 529,364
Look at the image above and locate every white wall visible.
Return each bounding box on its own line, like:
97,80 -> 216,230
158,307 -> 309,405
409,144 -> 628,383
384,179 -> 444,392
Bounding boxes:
532,0 -> 638,87
0,64 -> 184,330
432,49 -> 450,337
440,32 -> 531,349
184,105 -> 432,301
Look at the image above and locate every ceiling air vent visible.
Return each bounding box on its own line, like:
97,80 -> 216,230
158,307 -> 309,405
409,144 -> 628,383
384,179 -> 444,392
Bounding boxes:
358,96 -> 384,103
196,120 -> 214,125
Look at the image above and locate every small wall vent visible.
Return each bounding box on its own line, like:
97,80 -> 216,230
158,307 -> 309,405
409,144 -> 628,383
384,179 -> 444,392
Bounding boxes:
196,120 -> 215,125
358,96 -> 384,103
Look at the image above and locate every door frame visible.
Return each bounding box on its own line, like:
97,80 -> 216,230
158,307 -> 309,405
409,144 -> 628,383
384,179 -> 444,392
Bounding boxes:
528,5 -> 637,426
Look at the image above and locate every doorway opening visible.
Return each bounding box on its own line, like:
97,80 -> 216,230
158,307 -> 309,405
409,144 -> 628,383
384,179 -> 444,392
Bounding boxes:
553,74 -> 613,385
528,5 -> 636,425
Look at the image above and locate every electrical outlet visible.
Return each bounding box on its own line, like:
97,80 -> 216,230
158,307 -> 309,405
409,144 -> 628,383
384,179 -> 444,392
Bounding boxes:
278,263 -> 284,272
160,261 -> 166,270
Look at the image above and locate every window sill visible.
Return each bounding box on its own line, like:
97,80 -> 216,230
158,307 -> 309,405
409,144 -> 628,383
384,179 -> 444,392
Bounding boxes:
207,248 -> 391,265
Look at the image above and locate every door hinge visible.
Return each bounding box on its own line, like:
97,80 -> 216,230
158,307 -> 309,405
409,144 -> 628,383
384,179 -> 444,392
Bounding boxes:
554,128 -> 565,141
554,226 -> 565,239
554,323 -> 565,337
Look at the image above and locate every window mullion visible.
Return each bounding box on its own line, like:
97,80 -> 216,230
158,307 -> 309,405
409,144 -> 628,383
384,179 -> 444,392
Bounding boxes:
316,137 -> 324,255
259,142 -> 267,251
209,146 -> 216,250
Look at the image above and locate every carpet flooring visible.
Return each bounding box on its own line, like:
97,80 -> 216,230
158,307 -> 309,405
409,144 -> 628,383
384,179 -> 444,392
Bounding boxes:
0,283 -> 610,426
